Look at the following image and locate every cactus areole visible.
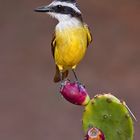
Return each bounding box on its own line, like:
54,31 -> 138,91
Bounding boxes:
60,80 -> 90,105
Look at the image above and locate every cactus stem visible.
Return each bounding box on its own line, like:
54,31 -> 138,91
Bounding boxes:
83,94 -> 134,140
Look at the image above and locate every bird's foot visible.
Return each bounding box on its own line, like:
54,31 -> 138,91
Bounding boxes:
60,79 -> 70,90
75,80 -> 85,91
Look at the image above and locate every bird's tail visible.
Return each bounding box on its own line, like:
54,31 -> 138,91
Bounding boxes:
53,65 -> 69,83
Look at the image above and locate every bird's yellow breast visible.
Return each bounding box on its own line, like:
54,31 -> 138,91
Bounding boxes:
54,26 -> 89,71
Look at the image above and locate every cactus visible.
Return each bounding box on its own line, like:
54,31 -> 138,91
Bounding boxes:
82,94 -> 134,140
59,81 -> 134,140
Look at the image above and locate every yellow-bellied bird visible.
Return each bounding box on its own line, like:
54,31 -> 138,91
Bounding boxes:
35,0 -> 92,83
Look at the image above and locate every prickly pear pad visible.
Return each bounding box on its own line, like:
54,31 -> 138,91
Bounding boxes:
82,94 -> 134,140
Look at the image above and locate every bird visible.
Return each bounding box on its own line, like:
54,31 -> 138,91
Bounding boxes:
35,0 -> 92,83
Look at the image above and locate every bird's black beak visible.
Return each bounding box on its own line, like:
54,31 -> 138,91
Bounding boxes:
34,5 -> 52,13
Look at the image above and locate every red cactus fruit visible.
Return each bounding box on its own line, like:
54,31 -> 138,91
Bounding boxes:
85,127 -> 105,140
60,80 -> 90,106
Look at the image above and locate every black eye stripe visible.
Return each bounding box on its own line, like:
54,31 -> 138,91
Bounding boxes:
55,0 -> 76,3
52,5 -> 82,21
53,5 -> 76,13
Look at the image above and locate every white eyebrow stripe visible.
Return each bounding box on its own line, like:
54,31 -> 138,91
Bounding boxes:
49,1 -> 81,13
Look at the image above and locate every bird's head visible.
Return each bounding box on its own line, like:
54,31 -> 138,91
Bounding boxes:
34,0 -> 82,22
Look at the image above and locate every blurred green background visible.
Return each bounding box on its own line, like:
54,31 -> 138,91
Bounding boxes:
0,0 -> 139,140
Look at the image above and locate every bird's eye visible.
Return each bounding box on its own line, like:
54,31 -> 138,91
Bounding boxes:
57,5 -> 62,9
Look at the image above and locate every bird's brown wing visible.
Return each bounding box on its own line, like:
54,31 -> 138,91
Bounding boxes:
84,24 -> 92,47
51,32 -> 56,58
